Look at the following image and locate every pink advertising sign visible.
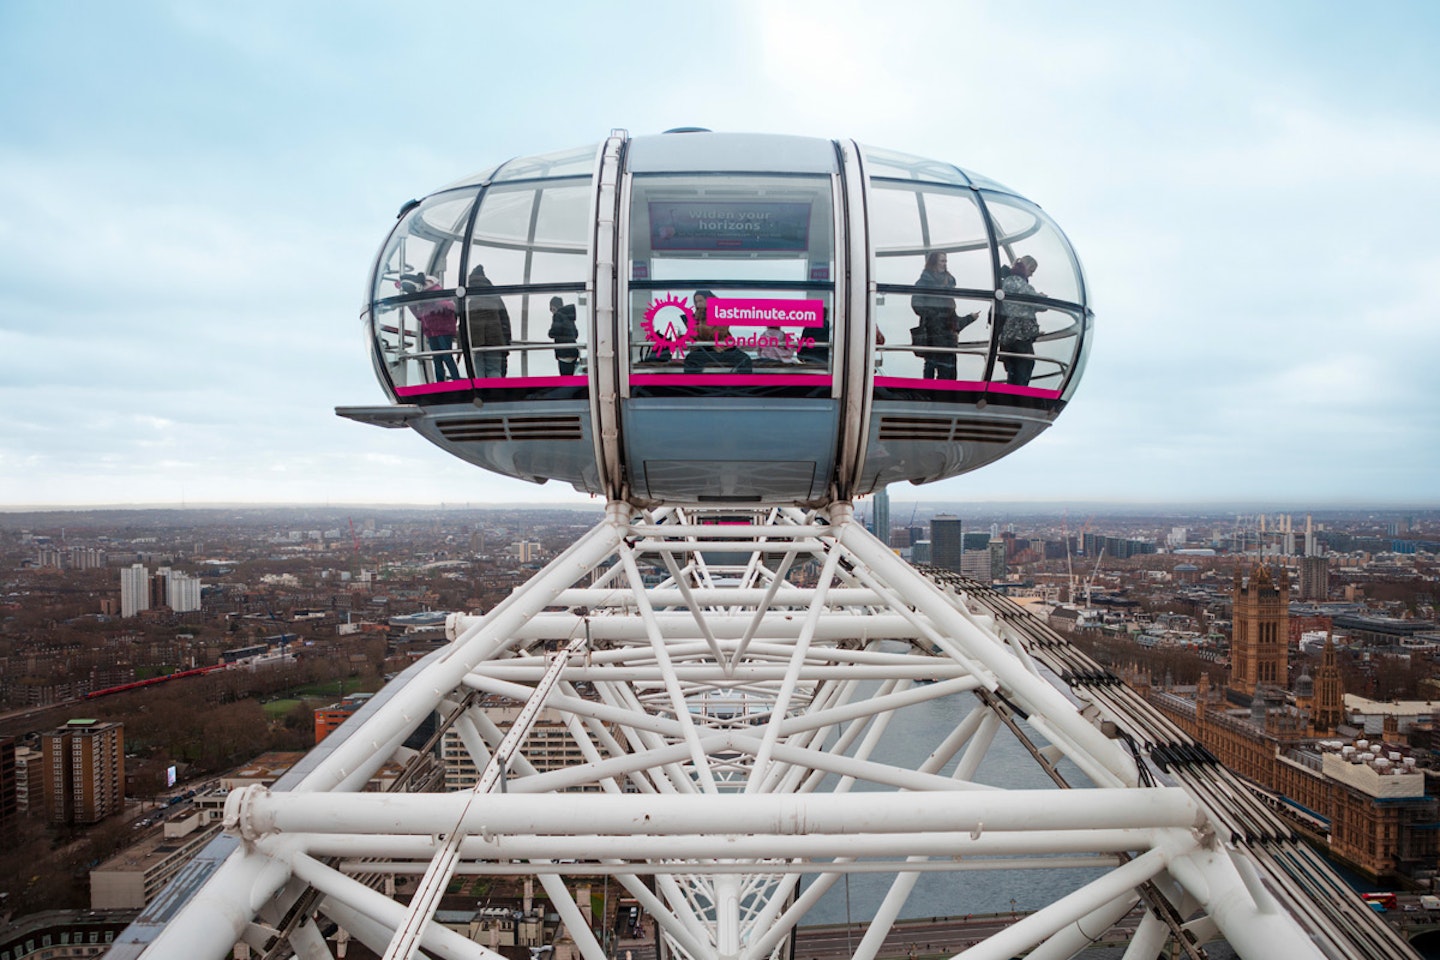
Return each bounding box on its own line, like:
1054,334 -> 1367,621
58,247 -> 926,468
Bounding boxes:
706,298 -> 824,328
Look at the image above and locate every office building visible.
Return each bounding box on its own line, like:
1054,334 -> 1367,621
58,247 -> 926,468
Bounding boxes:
91,802 -> 226,909
930,515 -> 962,573
960,550 -> 991,580
442,705 -> 595,792
988,540 -> 1007,581
43,719 -> 125,825
873,488 -> 890,546
314,693 -> 375,743
120,563 -> 150,618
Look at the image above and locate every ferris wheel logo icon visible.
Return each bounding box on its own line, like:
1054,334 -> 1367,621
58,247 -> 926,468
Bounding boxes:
642,294 -> 697,354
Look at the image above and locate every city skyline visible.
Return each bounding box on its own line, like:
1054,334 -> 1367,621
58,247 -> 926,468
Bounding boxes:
3,2 -> 1438,507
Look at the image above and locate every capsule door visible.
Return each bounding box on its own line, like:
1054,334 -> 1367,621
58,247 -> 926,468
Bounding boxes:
617,171 -> 843,505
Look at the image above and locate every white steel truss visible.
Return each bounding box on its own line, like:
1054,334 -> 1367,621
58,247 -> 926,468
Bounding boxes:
133,502 -> 1417,960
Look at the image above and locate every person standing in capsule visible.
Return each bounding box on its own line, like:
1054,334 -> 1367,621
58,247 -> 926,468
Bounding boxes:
998,255 -> 1044,387
465,263 -> 512,378
548,296 -> 580,376
400,273 -> 460,383
912,252 -> 975,380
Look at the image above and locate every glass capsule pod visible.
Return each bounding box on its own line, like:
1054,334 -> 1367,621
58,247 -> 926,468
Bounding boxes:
338,131 -> 1092,507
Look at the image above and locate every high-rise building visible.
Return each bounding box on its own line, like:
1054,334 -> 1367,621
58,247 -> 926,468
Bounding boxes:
960,550 -> 991,579
962,532 -> 991,551
120,563 -> 150,618
0,737 -> 16,842
1299,556 -> 1330,601
15,745 -> 40,813
150,568 -> 169,610
930,515 -> 962,572
68,545 -> 106,570
873,488 -> 891,547
988,540 -> 1007,581
1229,564 -> 1289,698
43,719 -> 125,825
166,572 -> 203,613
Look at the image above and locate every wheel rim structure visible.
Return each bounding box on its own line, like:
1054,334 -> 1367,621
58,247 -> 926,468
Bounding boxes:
116,503 -> 1415,960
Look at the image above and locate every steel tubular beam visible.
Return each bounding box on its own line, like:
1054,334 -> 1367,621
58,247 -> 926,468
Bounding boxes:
226,787 -> 1200,839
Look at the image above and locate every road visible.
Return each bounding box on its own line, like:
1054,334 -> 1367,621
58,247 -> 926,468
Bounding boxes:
792,911 -> 1139,960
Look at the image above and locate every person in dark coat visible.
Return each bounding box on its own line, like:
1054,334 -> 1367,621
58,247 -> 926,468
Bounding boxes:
911,252 -> 975,380
548,296 -> 580,375
465,263 -> 511,378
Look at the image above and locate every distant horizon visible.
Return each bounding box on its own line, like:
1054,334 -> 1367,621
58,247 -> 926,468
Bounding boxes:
2,497 -> 1437,516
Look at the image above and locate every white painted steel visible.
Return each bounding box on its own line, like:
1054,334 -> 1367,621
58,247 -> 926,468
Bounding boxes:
135,504 -> 1384,960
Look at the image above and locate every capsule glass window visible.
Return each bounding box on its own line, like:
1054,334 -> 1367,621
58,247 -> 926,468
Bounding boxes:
628,175 -> 835,282
979,192 -> 1084,306
491,143 -> 599,182
372,191 -> 475,303
627,174 -> 836,375
627,288 -> 835,372
464,179 -> 592,289
991,301 -> 1085,392
462,291 -> 589,379
861,146 -> 969,186
874,292 -> 994,385
373,291 -> 462,390
870,183 -> 992,292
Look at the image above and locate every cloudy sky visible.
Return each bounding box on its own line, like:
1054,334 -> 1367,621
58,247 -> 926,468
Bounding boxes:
1,1 -> 1436,509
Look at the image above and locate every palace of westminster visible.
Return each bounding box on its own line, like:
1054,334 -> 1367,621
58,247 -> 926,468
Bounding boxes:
1139,562 -> 1438,883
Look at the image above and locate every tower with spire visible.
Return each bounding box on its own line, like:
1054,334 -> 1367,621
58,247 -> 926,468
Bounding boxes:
1313,634 -> 1345,734
1229,562 -> 1289,698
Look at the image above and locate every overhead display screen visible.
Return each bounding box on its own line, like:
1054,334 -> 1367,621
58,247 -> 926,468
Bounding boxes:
649,200 -> 812,252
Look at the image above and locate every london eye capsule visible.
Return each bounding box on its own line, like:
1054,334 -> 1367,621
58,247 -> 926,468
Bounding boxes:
338,130 -> 1092,505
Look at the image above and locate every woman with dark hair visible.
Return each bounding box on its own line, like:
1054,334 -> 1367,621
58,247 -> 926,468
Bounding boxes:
911,252 -> 972,379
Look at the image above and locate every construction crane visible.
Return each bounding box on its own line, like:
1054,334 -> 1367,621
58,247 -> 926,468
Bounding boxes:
1084,546 -> 1106,610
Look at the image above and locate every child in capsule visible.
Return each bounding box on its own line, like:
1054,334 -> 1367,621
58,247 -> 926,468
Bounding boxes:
758,326 -> 800,364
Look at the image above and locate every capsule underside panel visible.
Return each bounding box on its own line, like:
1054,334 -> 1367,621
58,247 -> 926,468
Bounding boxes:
623,399 -> 839,503
859,402 -> 1053,492
408,401 -> 600,490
